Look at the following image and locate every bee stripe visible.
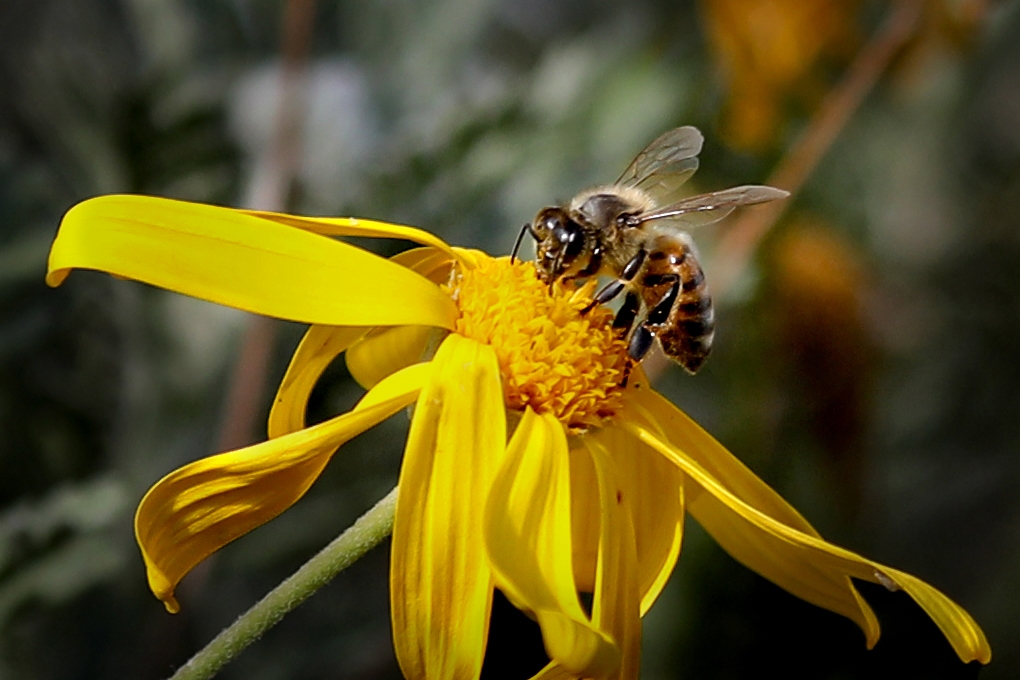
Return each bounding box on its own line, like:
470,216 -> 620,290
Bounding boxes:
679,297 -> 711,315
682,269 -> 704,291
681,319 -> 710,337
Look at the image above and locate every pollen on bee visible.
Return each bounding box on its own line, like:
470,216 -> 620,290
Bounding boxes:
445,256 -> 630,431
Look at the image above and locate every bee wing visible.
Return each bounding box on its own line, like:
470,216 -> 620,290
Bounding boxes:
615,126 -> 705,202
635,185 -> 789,230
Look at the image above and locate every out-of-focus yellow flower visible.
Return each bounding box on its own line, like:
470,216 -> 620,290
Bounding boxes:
47,195 -> 990,678
700,0 -> 990,151
700,0 -> 860,151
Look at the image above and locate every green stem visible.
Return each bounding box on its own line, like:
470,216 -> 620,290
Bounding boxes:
167,486 -> 399,680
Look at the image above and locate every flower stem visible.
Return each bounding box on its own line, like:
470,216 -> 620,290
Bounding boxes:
167,486 -> 399,680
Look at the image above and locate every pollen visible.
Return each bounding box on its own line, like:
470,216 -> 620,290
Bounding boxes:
446,256 -> 630,431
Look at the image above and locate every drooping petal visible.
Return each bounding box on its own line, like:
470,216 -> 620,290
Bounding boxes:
268,325 -> 368,438
485,408 -> 619,678
47,195 -> 458,328
586,441 -> 642,680
624,420 -> 992,665
626,385 -> 819,536
590,425 -> 684,616
624,389 -> 880,642
135,362 -> 430,613
390,335 -> 505,680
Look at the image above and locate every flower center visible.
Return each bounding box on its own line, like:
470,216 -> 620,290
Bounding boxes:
446,256 -> 630,430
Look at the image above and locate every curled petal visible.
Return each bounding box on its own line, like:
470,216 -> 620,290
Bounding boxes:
624,420 -> 992,665
485,408 -> 619,678
136,363 -> 429,613
268,325 -> 367,438
390,335 -> 505,680
47,195 -> 457,328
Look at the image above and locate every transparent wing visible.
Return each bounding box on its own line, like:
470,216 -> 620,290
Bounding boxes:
635,185 -> 789,230
615,126 -> 705,202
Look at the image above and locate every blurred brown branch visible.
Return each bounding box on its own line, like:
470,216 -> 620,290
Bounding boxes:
215,0 -> 318,454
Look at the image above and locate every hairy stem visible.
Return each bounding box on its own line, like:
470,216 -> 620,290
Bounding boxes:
167,487 -> 398,680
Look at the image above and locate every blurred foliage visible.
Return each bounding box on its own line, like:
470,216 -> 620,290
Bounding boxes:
1,0 -> 1019,678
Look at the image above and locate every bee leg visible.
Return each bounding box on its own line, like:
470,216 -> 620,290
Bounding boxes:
626,275 -> 680,363
644,274 -> 680,325
582,279 -> 626,314
620,248 -> 647,280
613,291 -> 641,332
628,326 -> 655,362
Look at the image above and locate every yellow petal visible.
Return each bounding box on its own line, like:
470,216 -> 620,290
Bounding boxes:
622,390 -> 879,642
355,362 -> 434,410
624,420 -> 992,665
590,425 -> 684,616
346,325 -> 443,390
390,335 -> 505,680
47,195 -> 458,328
390,246 -> 458,281
485,408 -> 619,678
268,325 -> 367,438
567,445 -> 600,593
586,441 -> 641,680
345,247 -> 457,390
135,362 -> 429,613
239,208 -> 464,264
626,386 -> 818,536
528,662 -> 575,680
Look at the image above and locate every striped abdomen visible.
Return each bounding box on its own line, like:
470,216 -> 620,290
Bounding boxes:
639,235 -> 715,374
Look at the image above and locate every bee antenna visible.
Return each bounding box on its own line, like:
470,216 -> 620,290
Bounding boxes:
510,223 -> 532,264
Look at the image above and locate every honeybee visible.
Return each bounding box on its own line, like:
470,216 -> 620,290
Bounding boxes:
511,126 -> 788,374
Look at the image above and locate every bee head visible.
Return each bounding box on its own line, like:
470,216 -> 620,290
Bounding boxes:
527,207 -> 586,283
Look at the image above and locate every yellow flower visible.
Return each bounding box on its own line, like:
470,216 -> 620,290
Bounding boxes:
47,195 -> 990,678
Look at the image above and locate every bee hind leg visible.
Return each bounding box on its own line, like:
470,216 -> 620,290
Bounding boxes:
623,274 -> 680,367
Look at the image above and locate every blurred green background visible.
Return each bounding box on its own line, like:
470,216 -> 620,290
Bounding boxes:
0,0 -> 1018,678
